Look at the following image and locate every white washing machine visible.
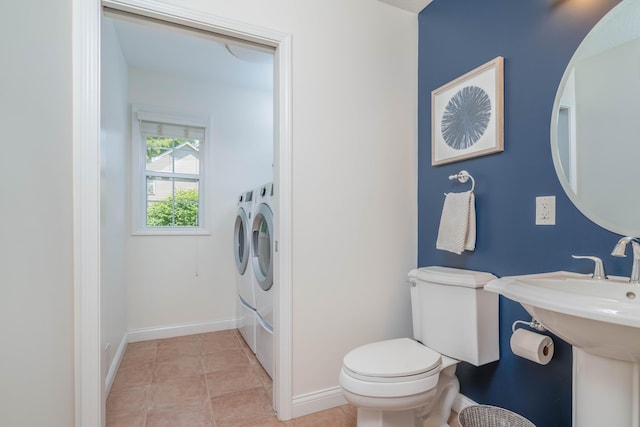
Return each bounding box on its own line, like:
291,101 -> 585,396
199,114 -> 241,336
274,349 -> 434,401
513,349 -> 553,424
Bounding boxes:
234,189 -> 257,353
251,182 -> 275,378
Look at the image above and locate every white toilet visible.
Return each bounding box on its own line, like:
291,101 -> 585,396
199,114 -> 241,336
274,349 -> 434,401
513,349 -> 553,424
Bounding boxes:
339,266 -> 499,427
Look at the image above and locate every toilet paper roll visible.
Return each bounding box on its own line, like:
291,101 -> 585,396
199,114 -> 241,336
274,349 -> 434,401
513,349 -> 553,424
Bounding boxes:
510,328 -> 554,365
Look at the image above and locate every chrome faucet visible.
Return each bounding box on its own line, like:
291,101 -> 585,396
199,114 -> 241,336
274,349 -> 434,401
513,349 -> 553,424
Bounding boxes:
571,255 -> 607,279
611,237 -> 640,284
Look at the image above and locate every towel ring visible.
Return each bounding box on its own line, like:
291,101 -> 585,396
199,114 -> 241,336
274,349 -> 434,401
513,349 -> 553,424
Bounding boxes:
448,170 -> 475,192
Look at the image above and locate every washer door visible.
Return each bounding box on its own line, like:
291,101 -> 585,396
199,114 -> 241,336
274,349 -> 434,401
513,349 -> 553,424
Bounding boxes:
252,203 -> 273,291
234,207 -> 250,275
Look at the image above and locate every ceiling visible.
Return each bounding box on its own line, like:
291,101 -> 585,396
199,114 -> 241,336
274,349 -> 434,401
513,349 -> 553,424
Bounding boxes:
105,12 -> 274,92
105,1 -> 431,90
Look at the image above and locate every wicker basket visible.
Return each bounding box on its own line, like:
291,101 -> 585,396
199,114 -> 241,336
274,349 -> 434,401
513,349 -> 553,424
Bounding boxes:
458,405 -> 536,427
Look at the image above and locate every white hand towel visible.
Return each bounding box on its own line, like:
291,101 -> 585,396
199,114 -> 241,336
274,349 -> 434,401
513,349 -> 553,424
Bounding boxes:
436,191 -> 476,255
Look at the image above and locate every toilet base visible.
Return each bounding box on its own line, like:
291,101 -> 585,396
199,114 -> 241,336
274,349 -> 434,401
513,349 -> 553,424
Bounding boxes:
417,366 -> 459,427
347,366 -> 459,427
356,407 -> 418,427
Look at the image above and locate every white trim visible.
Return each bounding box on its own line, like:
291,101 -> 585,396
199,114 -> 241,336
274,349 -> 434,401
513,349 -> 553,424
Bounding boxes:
102,0 -> 286,46
104,333 -> 128,395
81,1 -> 295,423
73,0 -> 103,426
291,387 -> 349,418
136,110 -> 209,128
130,105 -> 211,234
452,392 -> 478,413
272,32 -> 294,421
127,319 -> 238,342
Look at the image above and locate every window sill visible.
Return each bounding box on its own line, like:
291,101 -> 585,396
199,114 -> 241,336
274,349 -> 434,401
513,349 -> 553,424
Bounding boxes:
132,227 -> 211,236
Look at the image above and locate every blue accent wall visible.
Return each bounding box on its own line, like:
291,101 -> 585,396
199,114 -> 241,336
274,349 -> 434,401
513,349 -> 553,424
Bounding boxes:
418,1 -> 623,426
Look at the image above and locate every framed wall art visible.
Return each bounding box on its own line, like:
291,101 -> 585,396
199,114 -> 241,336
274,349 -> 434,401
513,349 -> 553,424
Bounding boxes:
431,56 -> 504,166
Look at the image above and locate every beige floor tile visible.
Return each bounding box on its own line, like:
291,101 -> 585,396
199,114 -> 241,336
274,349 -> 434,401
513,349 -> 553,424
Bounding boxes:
149,376 -> 209,410
106,331 -> 458,427
159,334 -> 203,344
111,362 -> 154,391
205,365 -> 263,397
201,334 -> 243,355
106,385 -> 149,420
156,341 -> 203,361
200,329 -> 238,340
106,414 -> 146,427
289,407 -> 355,427
255,363 -> 272,387
128,339 -> 158,349
241,345 -> 260,366
202,348 -> 252,373
339,404 -> 357,423
236,334 -> 252,350
225,414 -> 289,427
120,342 -> 157,367
211,387 -> 274,425
145,400 -> 213,427
154,355 -> 203,381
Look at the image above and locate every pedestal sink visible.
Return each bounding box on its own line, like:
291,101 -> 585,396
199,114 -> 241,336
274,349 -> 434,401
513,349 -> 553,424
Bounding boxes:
485,271 -> 640,427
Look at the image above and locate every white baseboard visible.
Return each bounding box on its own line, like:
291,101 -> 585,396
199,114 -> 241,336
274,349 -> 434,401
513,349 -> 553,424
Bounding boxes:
127,318 -> 238,342
452,392 -> 477,413
105,333 -> 128,395
291,386 -> 348,418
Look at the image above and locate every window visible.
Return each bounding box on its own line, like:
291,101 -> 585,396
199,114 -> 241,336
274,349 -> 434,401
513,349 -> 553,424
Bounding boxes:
132,109 -> 210,235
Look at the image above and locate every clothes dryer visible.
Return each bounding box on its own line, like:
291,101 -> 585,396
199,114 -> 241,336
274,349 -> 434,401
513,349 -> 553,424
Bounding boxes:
252,183 -> 274,326
251,182 -> 275,378
234,189 -> 257,352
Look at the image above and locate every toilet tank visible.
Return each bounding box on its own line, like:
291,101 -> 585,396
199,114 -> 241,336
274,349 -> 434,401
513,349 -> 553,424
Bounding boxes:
408,266 -> 499,366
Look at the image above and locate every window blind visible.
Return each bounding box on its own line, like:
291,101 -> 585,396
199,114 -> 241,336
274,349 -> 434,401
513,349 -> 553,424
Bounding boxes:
140,120 -> 206,140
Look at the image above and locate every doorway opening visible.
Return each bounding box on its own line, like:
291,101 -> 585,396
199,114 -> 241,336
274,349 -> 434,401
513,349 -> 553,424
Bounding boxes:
73,1 -> 292,425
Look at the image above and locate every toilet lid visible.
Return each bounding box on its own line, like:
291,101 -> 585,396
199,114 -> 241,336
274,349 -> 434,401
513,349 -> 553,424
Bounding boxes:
343,338 -> 441,380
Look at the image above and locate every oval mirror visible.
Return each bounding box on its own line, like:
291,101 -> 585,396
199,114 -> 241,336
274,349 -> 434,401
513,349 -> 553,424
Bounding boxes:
551,0 -> 640,237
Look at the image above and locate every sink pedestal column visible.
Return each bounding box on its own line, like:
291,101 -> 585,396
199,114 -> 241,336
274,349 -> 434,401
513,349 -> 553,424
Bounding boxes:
573,347 -> 640,427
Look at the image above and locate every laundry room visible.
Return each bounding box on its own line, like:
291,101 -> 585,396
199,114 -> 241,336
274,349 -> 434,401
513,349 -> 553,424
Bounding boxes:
100,10 -> 274,384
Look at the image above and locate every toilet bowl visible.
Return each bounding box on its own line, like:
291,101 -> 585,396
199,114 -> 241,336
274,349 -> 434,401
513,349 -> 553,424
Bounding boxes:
339,338 -> 459,427
339,267 -> 499,427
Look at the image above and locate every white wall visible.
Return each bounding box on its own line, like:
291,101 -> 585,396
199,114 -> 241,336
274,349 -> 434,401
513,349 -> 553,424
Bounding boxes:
0,0 -> 75,425
126,69 -> 273,332
0,0 -> 417,422
100,19 -> 130,387
152,0 -> 419,403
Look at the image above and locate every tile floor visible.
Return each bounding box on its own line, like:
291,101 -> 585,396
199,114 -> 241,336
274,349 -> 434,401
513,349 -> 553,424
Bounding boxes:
106,329 -> 460,426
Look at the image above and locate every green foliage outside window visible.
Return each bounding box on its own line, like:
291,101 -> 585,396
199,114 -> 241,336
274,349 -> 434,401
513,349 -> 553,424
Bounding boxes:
147,188 -> 199,226
146,136 -> 200,162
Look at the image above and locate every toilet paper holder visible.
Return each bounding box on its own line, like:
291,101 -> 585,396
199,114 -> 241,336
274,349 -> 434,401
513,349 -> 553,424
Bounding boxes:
512,318 -> 547,333
510,317 -> 554,365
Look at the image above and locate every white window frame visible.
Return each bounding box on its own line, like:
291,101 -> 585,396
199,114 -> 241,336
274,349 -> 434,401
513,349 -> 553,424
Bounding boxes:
131,105 -> 211,235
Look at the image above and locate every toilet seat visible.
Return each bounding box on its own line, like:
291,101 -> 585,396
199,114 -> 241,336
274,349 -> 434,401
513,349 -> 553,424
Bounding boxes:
340,338 -> 442,398
344,338 -> 441,381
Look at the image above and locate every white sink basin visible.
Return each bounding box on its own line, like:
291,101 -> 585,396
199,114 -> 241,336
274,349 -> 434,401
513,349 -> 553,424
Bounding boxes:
485,271 -> 640,361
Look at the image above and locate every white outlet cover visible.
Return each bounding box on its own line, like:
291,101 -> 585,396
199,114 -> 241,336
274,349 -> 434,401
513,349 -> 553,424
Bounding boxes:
536,196 -> 556,225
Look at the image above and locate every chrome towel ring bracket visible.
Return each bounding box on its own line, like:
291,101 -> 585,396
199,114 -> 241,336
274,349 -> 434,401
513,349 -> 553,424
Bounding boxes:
448,170 -> 475,192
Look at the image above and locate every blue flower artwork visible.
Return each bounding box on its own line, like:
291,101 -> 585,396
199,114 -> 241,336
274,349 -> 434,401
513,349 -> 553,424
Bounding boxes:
441,86 -> 491,150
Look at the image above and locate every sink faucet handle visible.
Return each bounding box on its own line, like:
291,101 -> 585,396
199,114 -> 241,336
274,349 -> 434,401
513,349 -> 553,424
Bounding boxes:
572,255 -> 607,280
